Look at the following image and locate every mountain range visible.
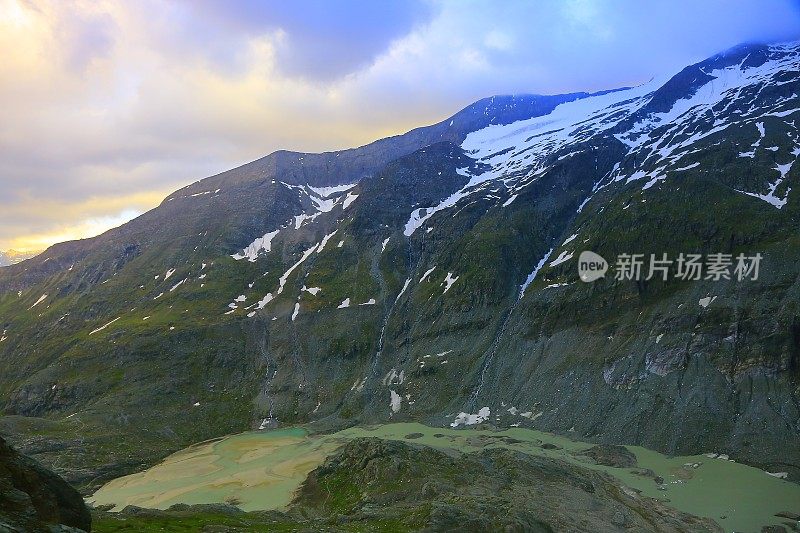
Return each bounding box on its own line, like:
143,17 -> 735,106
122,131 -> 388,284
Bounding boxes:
0,40 -> 798,491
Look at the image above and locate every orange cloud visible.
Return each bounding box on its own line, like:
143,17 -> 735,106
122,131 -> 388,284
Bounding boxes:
3,190 -> 170,251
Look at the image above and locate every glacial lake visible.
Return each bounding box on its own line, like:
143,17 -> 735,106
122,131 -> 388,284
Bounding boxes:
90,422 -> 800,532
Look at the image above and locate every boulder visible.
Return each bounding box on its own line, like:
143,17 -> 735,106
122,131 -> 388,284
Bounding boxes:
0,435 -> 91,532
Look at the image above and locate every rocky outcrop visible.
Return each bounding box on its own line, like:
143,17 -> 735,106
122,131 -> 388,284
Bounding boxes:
0,435 -> 91,532
293,438 -> 723,532
576,444 -> 638,468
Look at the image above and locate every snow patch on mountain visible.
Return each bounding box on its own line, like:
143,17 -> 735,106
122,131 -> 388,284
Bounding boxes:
395,278 -> 411,302
420,266 -> 437,282
502,194 -> 518,207
318,230 -> 338,252
562,233 -> 578,246
244,241 -> 322,314
520,248 -> 554,299
442,272 -> 459,293
549,250 -> 574,267
736,159 -> 794,208
389,390 -> 402,413
306,183 -> 357,198
400,43 -> 799,231
343,192 -> 359,209
404,167 -> 498,236
232,230 -> 279,262
89,317 -> 121,335
233,183 -> 353,259
450,407 -> 491,427
256,293 -> 274,310
277,245 -> 318,296
383,368 -> 405,386
28,294 -> 48,310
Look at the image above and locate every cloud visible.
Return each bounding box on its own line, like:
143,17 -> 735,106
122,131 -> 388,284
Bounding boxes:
1,190 -> 162,251
170,0 -> 433,81
7,209 -> 144,252
0,0 -> 798,250
55,5 -> 116,72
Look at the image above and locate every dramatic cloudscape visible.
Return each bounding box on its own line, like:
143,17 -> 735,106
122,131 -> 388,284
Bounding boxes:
1,0 -> 798,251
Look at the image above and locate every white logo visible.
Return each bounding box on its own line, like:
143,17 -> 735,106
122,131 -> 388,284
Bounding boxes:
578,251 -> 608,282
577,251 -> 762,282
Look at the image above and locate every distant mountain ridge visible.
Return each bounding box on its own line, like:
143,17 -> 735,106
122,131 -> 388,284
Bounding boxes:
0,40 -> 798,490
0,249 -> 40,267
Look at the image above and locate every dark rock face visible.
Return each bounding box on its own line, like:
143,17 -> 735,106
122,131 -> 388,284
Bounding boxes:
576,444 -> 638,468
293,438 -> 722,532
0,436 -> 91,532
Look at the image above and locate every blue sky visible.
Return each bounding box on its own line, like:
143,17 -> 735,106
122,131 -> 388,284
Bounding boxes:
1,0 -> 798,250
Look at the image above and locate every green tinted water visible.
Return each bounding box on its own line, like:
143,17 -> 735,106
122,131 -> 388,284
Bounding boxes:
91,423 -> 800,532
90,427 -> 327,511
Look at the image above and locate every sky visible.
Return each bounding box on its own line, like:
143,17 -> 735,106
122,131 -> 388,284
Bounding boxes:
1,0 -> 798,252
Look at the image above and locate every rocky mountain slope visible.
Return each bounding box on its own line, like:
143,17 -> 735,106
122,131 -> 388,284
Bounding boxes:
0,40 -> 798,488
0,435 -> 91,532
